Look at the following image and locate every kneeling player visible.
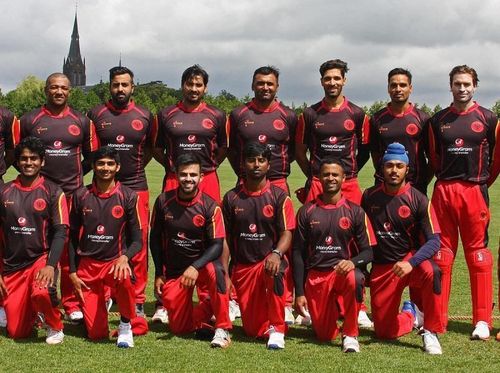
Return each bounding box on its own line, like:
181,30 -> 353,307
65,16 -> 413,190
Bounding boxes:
362,143 -> 444,354
293,158 -> 375,352
222,142 -> 295,349
150,153 -> 231,348
0,137 -> 67,343
69,147 -> 143,348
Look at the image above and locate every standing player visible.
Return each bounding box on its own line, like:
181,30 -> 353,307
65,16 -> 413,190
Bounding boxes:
369,68 -> 432,194
68,146 -> 142,348
0,137 -> 68,343
15,72 -> 99,322
428,65 -> 500,339
293,158 -> 375,353
362,143 -> 444,354
155,64 -> 228,203
295,59 -> 370,204
88,66 -> 156,317
222,142 -> 295,349
150,153 -> 232,349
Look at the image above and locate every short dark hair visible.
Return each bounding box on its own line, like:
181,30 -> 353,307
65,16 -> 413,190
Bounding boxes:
15,136 -> 45,161
109,66 -> 134,83
319,59 -> 349,78
181,65 -> 209,86
45,72 -> 70,88
93,146 -> 120,165
174,153 -> 202,172
319,157 -> 345,172
252,66 -> 280,83
388,68 -> 412,84
449,65 -> 479,87
243,142 -> 271,162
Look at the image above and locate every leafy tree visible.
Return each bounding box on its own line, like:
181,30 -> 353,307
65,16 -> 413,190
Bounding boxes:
4,75 -> 45,116
433,104 -> 443,115
367,100 -> 388,116
492,100 -> 500,117
418,103 -> 433,116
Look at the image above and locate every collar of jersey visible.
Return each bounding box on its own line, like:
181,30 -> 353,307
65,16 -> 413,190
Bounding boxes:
386,103 -> 414,118
90,181 -> 121,198
13,175 -> 45,191
175,189 -> 202,206
382,182 -> 411,196
249,99 -> 280,113
106,100 -> 136,113
177,101 -> 207,113
315,195 -> 347,209
449,101 -> 479,115
42,105 -> 70,118
241,180 -> 271,196
320,97 -> 348,112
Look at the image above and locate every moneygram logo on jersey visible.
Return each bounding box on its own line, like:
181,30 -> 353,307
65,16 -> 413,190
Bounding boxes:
10,216 -> 36,235
321,136 -> 345,152
239,223 -> 266,241
108,135 -> 133,151
88,224 -> 114,243
179,134 -> 205,151
447,138 -> 472,155
315,234 -> 341,253
46,140 -> 71,157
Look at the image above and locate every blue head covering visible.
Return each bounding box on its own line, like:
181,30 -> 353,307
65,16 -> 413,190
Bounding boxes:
382,142 -> 409,164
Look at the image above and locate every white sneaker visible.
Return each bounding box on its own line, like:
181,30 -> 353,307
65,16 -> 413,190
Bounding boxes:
295,310 -> 312,326
471,321 -> 490,340
267,326 -> 285,349
46,328 -> 64,345
0,307 -> 7,328
228,300 -> 241,322
284,306 -> 295,325
152,307 -> 169,324
357,310 -> 373,329
211,328 -> 231,348
422,329 -> 442,354
413,303 -> 424,329
67,310 -> 83,323
117,322 -> 134,348
342,335 -> 360,353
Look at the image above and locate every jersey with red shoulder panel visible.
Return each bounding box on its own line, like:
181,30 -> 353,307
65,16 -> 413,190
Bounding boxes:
294,197 -> 375,270
428,103 -> 499,184
150,189 -> 225,278
16,106 -> 99,194
156,102 -> 228,173
370,104 -> 430,186
295,98 -> 369,178
0,107 -> 15,178
222,181 -> 295,264
361,183 -> 439,264
70,182 -> 140,262
88,101 -> 156,190
0,176 -> 68,274
229,100 -> 297,180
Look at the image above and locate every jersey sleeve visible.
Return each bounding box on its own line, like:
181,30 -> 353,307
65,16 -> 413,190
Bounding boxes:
353,207 -> 377,254
292,205 -> 309,296
216,111 -> 229,149
276,192 -> 296,232
50,185 -> 69,227
150,196 -> 165,277
221,192 -> 233,236
487,114 -> 500,186
82,116 -> 99,156
287,109 -> 298,163
227,109 -> 242,176
427,114 -> 441,174
146,111 -> 158,149
206,202 -> 225,240
417,195 -> 441,237
2,110 -> 16,151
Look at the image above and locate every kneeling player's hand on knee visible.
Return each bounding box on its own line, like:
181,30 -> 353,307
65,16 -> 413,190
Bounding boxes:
392,261 -> 413,278
334,260 -> 354,276
180,266 -> 199,288
110,255 -> 132,281
69,272 -> 89,303
35,265 -> 55,289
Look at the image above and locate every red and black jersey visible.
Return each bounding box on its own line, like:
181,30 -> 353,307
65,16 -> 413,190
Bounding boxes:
222,181 -> 295,264
294,197 -> 375,270
370,104 -> 430,187
88,101 -> 156,190
70,182 -> 141,262
156,102 -> 228,173
0,176 -> 68,274
295,98 -> 370,178
16,106 -> 99,194
361,183 -> 440,264
150,189 -> 225,278
0,107 -> 15,178
228,100 -> 297,180
428,102 -> 500,184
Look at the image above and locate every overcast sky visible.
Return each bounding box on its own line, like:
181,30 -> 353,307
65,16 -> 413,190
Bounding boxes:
1,0 -> 499,109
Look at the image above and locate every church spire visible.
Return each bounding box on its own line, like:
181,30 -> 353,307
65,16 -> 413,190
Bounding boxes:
63,10 -> 86,86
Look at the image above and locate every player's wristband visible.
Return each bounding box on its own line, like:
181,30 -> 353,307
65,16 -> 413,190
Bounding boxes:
271,249 -> 283,259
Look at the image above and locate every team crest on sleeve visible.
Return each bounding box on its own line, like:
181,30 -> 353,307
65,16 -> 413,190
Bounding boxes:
343,119 -> 355,131
273,119 -> 285,131
18,217 -> 27,227
111,205 -> 124,219
406,123 -> 419,136
193,214 -> 206,227
131,119 -> 144,131
96,225 -> 106,235
68,124 -> 81,136
262,204 -> 274,218
339,217 -> 351,229
398,205 -> 411,218
202,119 -> 214,129
33,198 -> 47,211
471,121 -> 484,133
53,140 -> 63,149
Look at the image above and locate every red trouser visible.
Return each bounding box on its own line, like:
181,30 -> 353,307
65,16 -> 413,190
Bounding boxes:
130,189 -> 149,304
370,255 -> 444,339
232,258 -> 287,337
61,194 -> 80,315
305,269 -> 359,341
161,261 -> 231,335
77,257 -> 137,340
164,170 -> 221,203
306,176 -> 362,205
431,180 -> 493,328
3,255 -> 63,339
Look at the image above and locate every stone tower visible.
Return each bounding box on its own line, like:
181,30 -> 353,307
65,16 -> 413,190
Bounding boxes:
63,12 -> 86,87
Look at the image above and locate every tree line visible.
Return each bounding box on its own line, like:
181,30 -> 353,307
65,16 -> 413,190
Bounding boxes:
2,75 -> 500,118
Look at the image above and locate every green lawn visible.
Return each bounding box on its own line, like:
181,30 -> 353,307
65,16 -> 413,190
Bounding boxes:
0,160 -> 498,372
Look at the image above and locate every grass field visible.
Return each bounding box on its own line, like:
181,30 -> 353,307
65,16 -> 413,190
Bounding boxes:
0,160 -> 498,372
